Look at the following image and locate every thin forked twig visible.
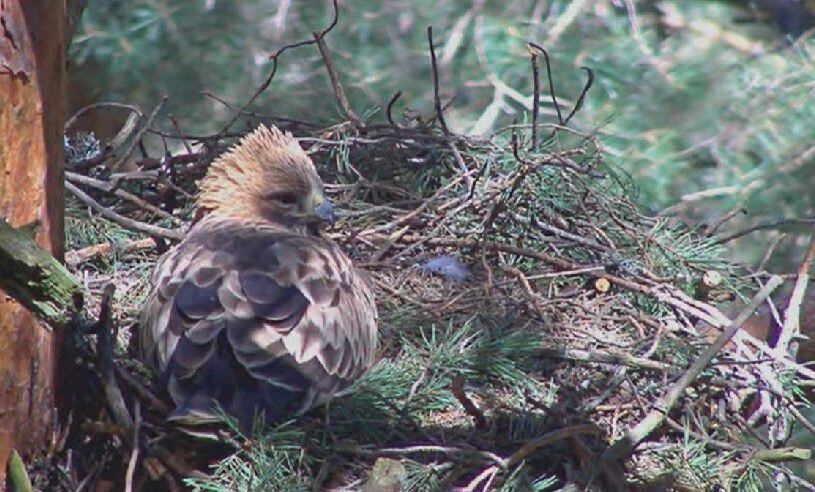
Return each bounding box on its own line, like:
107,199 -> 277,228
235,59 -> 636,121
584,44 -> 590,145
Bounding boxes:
313,30 -> 364,130
220,0 -> 340,134
528,42 -> 562,125
427,26 -> 450,134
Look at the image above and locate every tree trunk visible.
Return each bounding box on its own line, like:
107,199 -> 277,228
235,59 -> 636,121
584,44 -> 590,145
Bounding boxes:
0,0 -> 68,483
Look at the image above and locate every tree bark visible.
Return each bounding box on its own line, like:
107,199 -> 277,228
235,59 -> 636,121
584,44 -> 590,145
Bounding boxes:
0,0 -> 68,484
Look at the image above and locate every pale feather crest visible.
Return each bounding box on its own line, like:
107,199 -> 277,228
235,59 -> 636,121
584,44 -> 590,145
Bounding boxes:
196,124 -> 318,216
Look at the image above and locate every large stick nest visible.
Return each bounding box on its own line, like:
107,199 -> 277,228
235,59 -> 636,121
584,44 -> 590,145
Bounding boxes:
44,12 -> 815,492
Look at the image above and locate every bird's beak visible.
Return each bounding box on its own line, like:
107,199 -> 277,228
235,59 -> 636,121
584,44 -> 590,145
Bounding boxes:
314,198 -> 336,224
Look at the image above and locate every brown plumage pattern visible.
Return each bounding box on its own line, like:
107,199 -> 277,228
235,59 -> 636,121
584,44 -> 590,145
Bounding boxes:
140,125 -> 377,429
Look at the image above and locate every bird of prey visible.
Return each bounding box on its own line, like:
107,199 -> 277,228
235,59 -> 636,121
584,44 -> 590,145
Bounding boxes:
140,125 -> 378,429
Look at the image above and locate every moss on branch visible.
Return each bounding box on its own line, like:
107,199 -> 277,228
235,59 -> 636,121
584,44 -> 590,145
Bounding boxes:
0,220 -> 82,328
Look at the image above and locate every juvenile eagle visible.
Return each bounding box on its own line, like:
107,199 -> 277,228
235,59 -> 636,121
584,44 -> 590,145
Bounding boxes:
140,125 -> 378,429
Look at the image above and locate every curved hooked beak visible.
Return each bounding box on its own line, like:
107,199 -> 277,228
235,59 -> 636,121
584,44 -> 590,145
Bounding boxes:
314,198 -> 336,224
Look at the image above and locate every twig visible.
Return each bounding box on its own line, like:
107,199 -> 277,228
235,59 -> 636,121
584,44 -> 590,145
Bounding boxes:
752,446 -> 812,463
788,404 -> 815,439
110,112 -> 143,151
66,238 -> 157,267
706,207 -> 747,237
334,442 -> 501,466
528,42 -> 562,125
758,234 -> 786,272
451,376 -> 487,430
220,0 -> 340,134
601,275 -> 784,465
65,171 -> 180,223
716,217 -> 815,244
621,0 -> 673,83
386,91 -> 402,127
364,174 -> 467,235
563,67 -> 594,125
541,348 -> 672,371
65,102 -> 143,132
545,0 -> 591,45
440,1 -> 483,67
448,142 -> 474,189
66,181 -> 183,240
111,97 -> 167,172
168,115 -> 193,155
503,266 -> 545,319
313,31 -> 364,130
775,225 -> 815,357
528,44 -> 541,149
96,284 -> 134,432
114,364 -> 172,415
462,424 -> 598,491
147,445 -> 208,481
124,402 -> 141,492
664,417 -> 738,451
427,26 -> 450,134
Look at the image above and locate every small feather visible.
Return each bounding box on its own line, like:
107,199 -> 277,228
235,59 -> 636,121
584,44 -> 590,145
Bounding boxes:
417,255 -> 471,282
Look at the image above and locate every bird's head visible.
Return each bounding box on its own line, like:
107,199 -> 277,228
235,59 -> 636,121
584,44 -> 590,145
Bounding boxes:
196,125 -> 334,227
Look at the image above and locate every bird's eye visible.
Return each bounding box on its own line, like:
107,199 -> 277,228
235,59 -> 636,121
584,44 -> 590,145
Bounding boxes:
266,192 -> 298,205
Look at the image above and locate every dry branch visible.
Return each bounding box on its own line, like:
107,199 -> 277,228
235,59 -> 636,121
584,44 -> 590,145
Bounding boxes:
776,226 -> 815,355
602,275 -> 784,465
313,32 -> 363,130
66,237 -> 157,267
66,181 -> 183,240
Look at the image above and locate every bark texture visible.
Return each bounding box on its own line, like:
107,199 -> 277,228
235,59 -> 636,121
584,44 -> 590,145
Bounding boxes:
0,0 -> 68,483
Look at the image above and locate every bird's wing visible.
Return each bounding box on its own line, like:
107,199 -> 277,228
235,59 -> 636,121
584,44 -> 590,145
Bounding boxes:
141,216 -> 377,425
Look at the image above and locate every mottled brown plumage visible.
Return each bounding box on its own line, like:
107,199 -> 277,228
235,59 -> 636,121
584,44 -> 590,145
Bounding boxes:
140,125 -> 377,429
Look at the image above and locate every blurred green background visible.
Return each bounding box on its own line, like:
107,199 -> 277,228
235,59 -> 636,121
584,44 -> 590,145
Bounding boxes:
69,0 -> 815,270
